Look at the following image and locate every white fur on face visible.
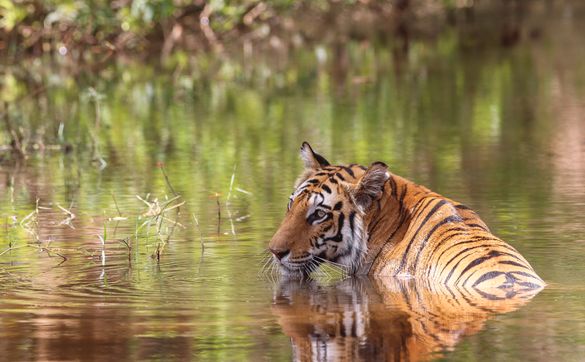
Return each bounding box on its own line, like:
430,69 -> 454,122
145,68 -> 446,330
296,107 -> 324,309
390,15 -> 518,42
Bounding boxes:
287,182 -> 368,274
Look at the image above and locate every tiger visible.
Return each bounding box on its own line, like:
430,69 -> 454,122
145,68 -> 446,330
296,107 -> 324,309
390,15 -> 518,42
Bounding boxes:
272,277 -> 541,362
268,142 -> 545,290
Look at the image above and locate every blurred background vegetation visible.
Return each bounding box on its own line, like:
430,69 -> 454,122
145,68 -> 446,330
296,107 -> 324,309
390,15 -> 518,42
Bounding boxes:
0,0 -> 558,62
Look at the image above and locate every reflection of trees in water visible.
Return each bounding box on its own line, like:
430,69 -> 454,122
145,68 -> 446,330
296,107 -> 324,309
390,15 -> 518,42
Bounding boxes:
272,277 -> 540,362
545,13 -> 585,198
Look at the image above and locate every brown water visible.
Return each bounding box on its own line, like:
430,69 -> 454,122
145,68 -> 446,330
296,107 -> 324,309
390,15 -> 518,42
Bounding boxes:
1,4 -> 585,361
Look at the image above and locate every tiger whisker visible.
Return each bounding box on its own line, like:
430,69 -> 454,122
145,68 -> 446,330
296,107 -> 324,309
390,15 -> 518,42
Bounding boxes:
317,264 -> 333,280
313,255 -> 350,270
306,262 -> 315,275
313,256 -> 351,277
312,260 -> 351,279
259,257 -> 273,276
309,260 -> 321,276
309,258 -> 336,280
268,260 -> 279,282
259,252 -> 273,273
259,252 -> 284,283
303,262 -> 314,280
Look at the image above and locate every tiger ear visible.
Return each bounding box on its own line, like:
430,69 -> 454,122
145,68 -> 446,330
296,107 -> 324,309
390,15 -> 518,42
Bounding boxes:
350,162 -> 390,212
300,142 -> 330,169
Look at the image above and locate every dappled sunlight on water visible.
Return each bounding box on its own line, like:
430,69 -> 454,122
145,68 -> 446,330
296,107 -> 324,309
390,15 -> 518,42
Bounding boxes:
2,4 -> 585,361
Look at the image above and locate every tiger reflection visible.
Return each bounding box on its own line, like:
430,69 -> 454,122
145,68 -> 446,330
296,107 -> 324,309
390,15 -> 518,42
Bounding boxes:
272,278 -> 541,361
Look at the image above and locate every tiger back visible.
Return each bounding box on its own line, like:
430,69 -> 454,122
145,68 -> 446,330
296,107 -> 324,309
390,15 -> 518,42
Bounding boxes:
363,173 -> 544,290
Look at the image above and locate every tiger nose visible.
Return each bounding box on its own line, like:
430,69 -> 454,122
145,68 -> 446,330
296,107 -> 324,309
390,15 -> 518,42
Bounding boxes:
270,248 -> 290,260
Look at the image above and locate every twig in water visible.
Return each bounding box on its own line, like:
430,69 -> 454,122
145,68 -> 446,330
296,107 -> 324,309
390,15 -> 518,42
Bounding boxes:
39,246 -> 68,267
4,217 -> 9,249
215,193 -> 221,236
20,199 -> 40,241
227,165 -> 236,203
193,213 -> 206,273
162,213 -> 180,246
118,237 -> 132,265
192,213 -> 205,253
109,193 -> 127,221
226,165 -> 237,236
0,245 -> 29,258
236,187 -> 253,195
99,223 -> 106,266
154,243 -> 162,263
157,162 -> 178,197
136,194 -> 183,218
56,202 -> 76,228
112,192 -> 122,216
135,192 -> 183,261
134,217 -> 139,260
154,197 -> 184,235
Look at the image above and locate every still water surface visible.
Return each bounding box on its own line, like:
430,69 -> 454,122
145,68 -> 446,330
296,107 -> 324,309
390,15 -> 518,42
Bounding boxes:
1,7 -> 585,361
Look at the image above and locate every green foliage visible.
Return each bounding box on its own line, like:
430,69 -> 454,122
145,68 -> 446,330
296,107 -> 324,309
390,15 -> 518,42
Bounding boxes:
0,0 -> 454,57
0,0 -> 28,31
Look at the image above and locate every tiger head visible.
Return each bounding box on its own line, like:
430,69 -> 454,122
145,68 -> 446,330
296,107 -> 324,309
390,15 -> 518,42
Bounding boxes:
268,142 -> 390,277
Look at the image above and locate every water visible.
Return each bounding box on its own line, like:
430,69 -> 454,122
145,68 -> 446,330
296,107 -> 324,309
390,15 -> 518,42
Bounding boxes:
1,4 -> 585,361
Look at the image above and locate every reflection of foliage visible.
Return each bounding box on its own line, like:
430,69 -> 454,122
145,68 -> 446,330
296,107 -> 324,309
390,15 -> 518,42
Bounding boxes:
0,19 -> 564,267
